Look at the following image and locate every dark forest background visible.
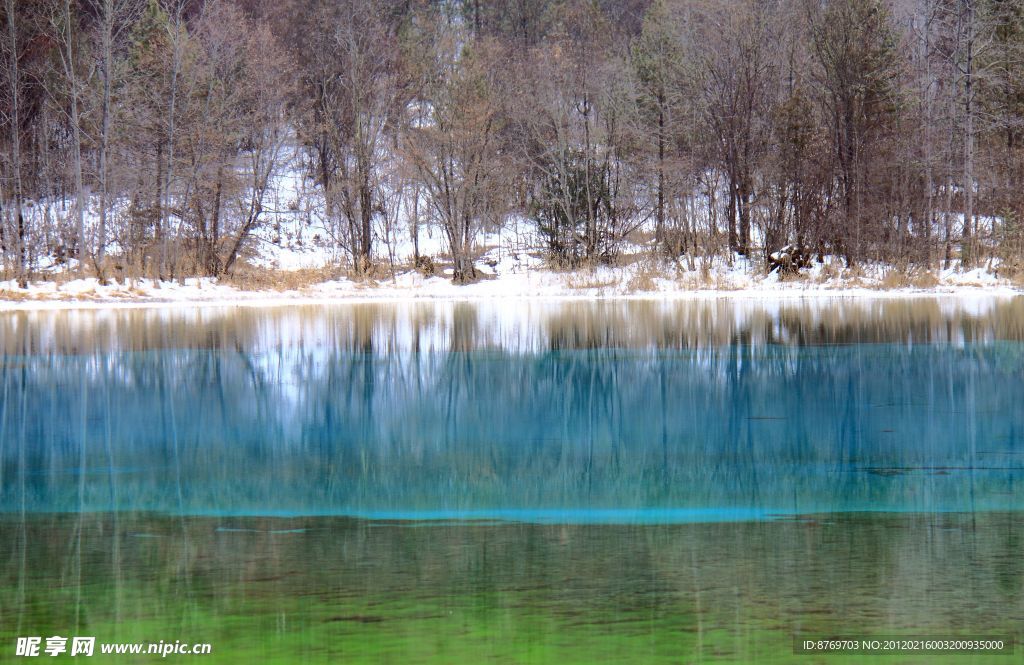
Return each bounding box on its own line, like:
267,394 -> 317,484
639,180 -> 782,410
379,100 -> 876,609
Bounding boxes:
2,0 -> 1023,285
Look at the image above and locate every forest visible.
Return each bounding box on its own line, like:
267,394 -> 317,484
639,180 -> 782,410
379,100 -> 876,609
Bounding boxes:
1,0 -> 1023,286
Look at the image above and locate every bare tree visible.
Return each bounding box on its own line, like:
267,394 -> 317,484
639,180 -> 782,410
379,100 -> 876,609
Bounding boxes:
632,0 -> 692,255
299,0 -> 404,274
404,20 -> 509,282
2,0 -> 27,286
86,0 -> 144,281
51,0 -> 88,275
692,0 -> 778,258
811,0 -> 902,266
217,8 -> 294,275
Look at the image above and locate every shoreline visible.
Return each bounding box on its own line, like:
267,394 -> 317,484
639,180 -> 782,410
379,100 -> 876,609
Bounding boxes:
0,268 -> 1021,312
1,288 -> 1020,313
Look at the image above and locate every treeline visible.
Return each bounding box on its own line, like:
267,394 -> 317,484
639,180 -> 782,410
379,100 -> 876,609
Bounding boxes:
2,0 -> 1023,285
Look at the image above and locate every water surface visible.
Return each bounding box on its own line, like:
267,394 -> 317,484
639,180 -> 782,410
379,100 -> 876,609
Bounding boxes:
1,297 -> 1022,662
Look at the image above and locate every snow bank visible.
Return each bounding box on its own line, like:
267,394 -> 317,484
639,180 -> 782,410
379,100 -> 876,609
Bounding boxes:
0,258 -> 1019,312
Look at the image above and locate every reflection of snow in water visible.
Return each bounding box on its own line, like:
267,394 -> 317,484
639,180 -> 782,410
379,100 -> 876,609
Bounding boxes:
2,295 -> 1022,356
1,299 -> 1022,520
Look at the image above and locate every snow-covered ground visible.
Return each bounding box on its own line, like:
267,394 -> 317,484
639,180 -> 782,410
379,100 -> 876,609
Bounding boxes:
4,141 -> 1020,311
0,253 -> 1019,312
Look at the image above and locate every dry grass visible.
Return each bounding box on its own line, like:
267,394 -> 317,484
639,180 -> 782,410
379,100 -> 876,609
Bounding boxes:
624,257 -> 666,292
823,263 -> 870,289
414,255 -> 436,277
1006,269 -> 1024,287
542,255 -> 583,273
810,261 -> 840,283
221,263 -> 343,291
675,270 -> 711,291
565,270 -> 618,290
0,288 -> 35,302
992,261 -> 1024,287
775,268 -> 809,284
626,269 -> 658,292
674,266 -> 743,291
879,267 -> 940,289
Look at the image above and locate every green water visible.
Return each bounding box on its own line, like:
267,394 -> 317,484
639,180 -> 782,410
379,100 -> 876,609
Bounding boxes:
1,512 -> 1021,663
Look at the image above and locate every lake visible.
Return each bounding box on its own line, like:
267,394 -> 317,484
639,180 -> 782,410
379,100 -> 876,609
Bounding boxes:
1,298 -> 1022,662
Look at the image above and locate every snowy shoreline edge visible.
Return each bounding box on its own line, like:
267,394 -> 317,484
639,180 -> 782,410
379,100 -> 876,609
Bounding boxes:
1,272 -> 1021,312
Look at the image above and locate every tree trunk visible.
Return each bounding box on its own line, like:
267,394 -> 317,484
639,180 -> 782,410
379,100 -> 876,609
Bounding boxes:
656,100 -> 665,248
962,1 -> 975,269
726,175 -> 738,253
412,184 -> 420,265
5,0 -> 27,287
359,172 -> 373,273
64,0 -> 87,277
96,0 -> 113,282
160,3 -> 184,280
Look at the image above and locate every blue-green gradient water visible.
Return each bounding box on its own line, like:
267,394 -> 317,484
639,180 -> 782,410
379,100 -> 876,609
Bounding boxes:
2,298 -> 1023,520
2,298 -> 1024,663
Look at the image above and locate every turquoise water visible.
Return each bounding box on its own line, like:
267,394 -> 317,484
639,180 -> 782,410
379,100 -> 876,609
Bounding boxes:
1,300 -> 1022,520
